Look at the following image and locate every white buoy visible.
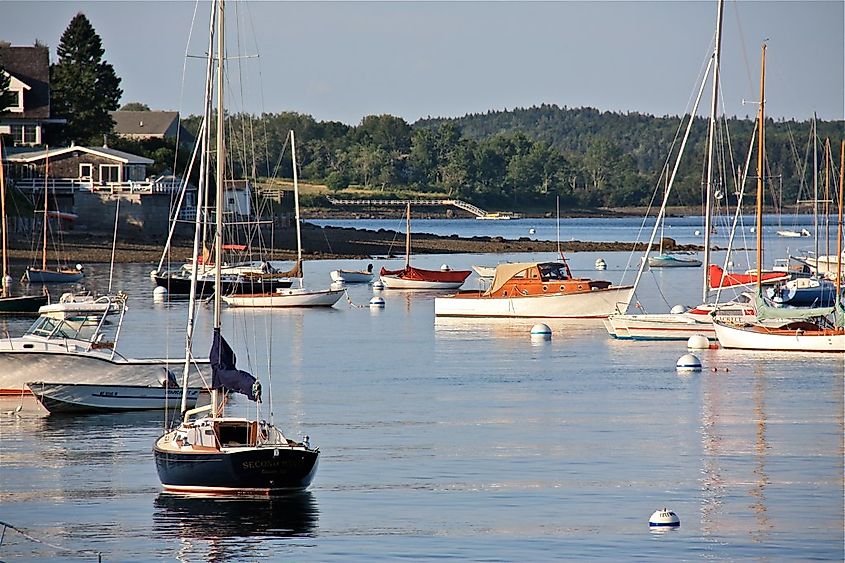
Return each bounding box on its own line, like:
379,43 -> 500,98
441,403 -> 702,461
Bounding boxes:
440,264 -> 451,271
372,279 -> 385,291
149,269 -> 159,281
595,258 -> 607,271
749,227 -> 755,233
153,286 -> 168,301
649,508 -> 680,528
528,228 -> 536,235
669,304 -> 687,314
694,230 -> 701,236
687,334 -> 710,349
530,323 -> 552,340
369,296 -> 385,308
676,353 -> 702,371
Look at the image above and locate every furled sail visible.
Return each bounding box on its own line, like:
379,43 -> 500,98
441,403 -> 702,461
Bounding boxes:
210,328 -> 261,401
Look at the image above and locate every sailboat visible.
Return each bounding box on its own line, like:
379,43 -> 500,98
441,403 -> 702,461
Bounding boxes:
379,202 -> 471,289
154,0 -> 319,494
0,138 -> 48,313
604,0 -> 762,340
713,49 -> 844,353
223,130 -> 345,308
647,169 -> 701,268
23,147 -> 84,283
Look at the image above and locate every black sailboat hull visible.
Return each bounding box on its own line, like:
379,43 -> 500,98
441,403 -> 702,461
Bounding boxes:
153,274 -> 292,297
153,446 -> 319,494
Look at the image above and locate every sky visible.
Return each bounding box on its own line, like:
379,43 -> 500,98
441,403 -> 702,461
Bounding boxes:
1,1 -> 843,125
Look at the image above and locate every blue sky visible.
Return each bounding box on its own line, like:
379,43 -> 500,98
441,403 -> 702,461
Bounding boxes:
2,1 -> 842,124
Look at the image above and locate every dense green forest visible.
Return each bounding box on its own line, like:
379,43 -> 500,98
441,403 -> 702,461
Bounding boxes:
137,105 -> 843,211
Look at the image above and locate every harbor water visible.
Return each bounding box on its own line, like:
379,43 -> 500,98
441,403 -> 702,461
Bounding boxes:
0,218 -> 842,560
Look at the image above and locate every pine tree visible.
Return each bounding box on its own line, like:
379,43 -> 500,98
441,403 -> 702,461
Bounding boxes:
50,13 -> 122,145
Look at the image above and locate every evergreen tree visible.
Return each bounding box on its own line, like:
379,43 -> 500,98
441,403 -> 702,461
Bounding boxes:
50,13 -> 122,144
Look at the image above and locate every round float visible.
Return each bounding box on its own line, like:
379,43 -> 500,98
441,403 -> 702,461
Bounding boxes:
676,353 -> 702,371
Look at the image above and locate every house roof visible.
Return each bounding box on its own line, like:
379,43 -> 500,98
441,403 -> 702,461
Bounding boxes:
4,145 -> 154,165
0,45 -> 50,119
110,111 -> 180,136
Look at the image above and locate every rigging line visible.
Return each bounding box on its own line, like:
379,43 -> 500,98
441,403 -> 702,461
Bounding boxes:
730,0 -> 756,110
620,43 -> 714,280
0,520 -> 102,557
169,0 -> 203,193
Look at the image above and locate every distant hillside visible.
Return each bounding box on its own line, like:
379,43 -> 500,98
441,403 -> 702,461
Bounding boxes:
133,105 -> 842,212
415,104 -> 843,207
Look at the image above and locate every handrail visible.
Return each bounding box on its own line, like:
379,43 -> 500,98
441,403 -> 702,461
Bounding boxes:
326,197 -> 494,217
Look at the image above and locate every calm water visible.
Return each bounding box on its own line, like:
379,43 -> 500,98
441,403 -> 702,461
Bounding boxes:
0,220 -> 842,561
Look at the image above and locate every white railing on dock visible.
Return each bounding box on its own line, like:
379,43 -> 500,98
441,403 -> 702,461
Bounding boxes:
12,177 -> 186,195
326,197 -> 494,218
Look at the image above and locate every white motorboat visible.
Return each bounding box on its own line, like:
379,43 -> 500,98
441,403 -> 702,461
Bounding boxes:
0,293 -> 204,396
330,265 -> 374,284
27,381 -> 206,414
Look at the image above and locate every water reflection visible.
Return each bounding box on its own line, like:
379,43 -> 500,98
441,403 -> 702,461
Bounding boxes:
153,492 -> 318,561
748,369 -> 772,543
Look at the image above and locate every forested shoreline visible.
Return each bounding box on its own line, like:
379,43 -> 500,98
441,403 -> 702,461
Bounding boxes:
112,104 -> 842,213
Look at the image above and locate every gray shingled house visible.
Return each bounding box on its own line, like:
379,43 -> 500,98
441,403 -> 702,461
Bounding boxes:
0,43 -> 65,146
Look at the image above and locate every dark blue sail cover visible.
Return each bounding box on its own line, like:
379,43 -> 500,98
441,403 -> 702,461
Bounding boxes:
210,329 -> 261,401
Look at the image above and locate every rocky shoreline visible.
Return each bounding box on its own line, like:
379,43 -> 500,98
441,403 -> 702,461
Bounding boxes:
6,221 -> 701,265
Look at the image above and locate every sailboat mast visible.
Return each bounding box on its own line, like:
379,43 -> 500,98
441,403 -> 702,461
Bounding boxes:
824,138 -> 830,259
180,0 -> 216,416
755,44 -> 766,293
813,115 -> 818,260
42,147 -> 49,271
0,139 -> 8,297
405,202 -> 411,269
291,130 -> 304,289
702,0 -> 724,304
211,0 -> 225,414
836,140 -> 843,297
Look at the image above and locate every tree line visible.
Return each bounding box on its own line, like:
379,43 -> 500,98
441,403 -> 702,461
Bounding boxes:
176,107 -> 841,211
3,13 -> 842,213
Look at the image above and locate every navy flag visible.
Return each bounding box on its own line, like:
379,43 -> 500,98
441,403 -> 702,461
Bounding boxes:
210,329 -> 260,401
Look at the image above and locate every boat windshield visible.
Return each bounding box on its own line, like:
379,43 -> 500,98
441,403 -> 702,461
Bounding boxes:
538,263 -> 571,281
26,314 -> 104,342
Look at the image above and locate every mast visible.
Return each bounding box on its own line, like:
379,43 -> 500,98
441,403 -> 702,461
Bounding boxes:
702,0 -> 724,304
42,147 -> 49,271
755,43 -> 766,294
824,138 -> 830,260
836,140 -> 843,301
0,138 -> 7,298
211,0 -> 225,415
405,202 -> 411,269
291,130 -> 304,289
812,115 -> 818,260
180,0 -> 216,416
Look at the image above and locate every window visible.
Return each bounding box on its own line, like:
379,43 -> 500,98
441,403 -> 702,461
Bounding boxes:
99,164 -> 120,183
9,124 -> 36,145
79,164 -> 93,179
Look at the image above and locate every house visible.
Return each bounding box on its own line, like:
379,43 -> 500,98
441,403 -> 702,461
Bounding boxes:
3,145 -> 197,235
5,144 -> 155,187
110,110 -> 194,147
0,43 -> 64,146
